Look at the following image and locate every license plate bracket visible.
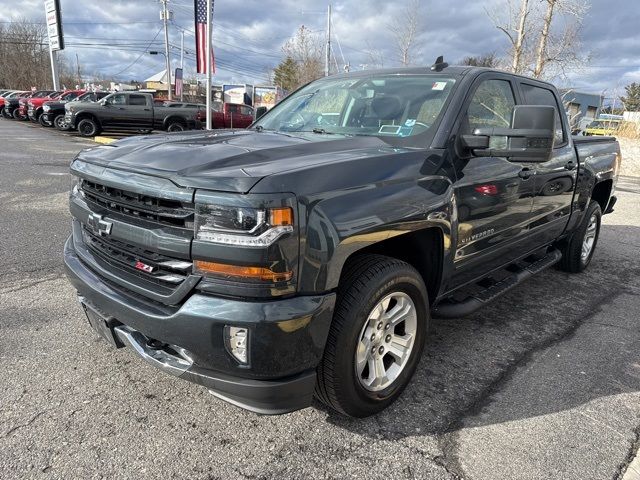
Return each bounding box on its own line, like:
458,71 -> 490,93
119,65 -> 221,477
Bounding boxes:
82,303 -> 124,348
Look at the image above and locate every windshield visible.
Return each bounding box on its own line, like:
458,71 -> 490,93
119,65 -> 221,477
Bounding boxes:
255,74 -> 456,140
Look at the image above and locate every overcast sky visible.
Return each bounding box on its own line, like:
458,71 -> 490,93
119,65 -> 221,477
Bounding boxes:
1,0 -> 638,99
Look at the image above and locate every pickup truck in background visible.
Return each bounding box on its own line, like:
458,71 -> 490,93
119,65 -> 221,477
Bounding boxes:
196,101 -> 254,129
15,90 -> 57,120
30,90 -> 85,125
0,91 -> 23,117
42,91 -> 111,130
65,92 -> 201,137
64,61 -> 620,417
4,91 -> 45,119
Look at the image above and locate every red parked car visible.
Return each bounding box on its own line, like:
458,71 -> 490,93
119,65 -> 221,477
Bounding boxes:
196,102 -> 254,129
30,90 -> 85,125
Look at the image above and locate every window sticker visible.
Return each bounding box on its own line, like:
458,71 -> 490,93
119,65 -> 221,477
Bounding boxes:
405,119 -> 416,127
432,82 -> 447,91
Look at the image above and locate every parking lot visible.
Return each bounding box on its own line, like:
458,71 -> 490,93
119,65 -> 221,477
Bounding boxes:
1,119 -> 639,479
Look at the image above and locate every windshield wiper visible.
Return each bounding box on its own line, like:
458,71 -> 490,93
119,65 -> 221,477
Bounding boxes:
312,128 -> 330,134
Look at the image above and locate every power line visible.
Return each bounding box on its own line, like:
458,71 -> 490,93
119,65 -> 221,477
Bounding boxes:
111,27 -> 164,78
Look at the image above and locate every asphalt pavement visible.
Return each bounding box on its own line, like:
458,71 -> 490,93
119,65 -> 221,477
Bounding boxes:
1,119 -> 639,480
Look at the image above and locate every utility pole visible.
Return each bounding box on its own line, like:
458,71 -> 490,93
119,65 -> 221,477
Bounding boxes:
325,4 -> 331,77
160,0 -> 173,100
76,53 -> 81,87
180,30 -> 185,101
205,0 -> 212,129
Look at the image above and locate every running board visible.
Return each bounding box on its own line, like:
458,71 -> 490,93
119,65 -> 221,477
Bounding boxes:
432,249 -> 562,319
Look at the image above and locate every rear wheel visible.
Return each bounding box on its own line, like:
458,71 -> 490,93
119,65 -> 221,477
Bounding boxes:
77,118 -> 100,137
557,200 -> 602,273
315,255 -> 428,417
13,109 -> 26,120
166,121 -> 186,132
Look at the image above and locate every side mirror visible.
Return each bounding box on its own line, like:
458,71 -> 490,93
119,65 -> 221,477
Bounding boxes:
255,106 -> 268,120
461,105 -> 556,162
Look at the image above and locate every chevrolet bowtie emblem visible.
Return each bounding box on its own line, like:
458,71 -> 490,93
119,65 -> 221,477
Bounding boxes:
87,213 -> 113,237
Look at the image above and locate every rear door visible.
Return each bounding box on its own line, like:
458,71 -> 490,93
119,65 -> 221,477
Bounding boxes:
517,82 -> 576,245
449,74 -> 539,287
124,94 -> 153,129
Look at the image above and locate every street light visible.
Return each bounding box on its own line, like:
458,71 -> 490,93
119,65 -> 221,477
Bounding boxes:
149,51 -> 172,99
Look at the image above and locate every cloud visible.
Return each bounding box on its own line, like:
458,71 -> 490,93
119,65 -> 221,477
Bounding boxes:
0,0 -> 637,94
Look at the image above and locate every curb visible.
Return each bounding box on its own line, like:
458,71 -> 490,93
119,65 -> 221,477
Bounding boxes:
623,452 -> 640,480
93,136 -> 116,145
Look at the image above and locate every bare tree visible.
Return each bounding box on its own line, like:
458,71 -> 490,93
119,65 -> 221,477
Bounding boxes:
462,52 -> 500,68
387,0 -> 421,67
282,25 -> 324,87
488,0 -> 590,80
487,0 -> 531,74
533,0 -> 590,79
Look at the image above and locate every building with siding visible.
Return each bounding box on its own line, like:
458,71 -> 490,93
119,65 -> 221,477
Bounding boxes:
559,89 -> 603,131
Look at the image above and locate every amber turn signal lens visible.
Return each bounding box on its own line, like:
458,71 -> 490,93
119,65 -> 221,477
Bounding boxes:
194,260 -> 293,282
269,207 -> 293,226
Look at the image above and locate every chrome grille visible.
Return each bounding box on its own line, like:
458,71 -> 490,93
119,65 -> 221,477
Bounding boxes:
82,228 -> 192,292
81,179 -> 194,229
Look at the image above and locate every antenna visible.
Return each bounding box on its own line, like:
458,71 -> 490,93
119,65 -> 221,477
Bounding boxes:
430,56 -> 449,72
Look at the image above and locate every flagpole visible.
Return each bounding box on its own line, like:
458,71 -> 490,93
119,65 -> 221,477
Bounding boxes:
205,0 -> 212,130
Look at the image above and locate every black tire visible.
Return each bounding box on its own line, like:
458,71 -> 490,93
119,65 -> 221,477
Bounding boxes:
166,121 -> 186,132
2,108 -> 12,119
557,200 -> 602,273
315,254 -> 428,417
13,109 -> 25,120
39,114 -> 52,127
54,114 -> 70,131
77,118 -> 99,137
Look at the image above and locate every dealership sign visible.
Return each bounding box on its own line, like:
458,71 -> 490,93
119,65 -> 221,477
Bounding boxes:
44,0 -> 64,51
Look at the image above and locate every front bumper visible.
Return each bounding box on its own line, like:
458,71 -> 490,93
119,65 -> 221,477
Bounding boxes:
64,236 -> 336,414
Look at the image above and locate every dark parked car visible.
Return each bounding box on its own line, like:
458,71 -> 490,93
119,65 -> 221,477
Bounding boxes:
65,92 -> 201,136
64,62 -> 620,417
2,91 -> 31,119
42,91 -> 111,130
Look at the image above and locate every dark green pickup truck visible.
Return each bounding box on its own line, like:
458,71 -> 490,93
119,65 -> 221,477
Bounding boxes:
64,92 -> 201,137
64,61 -> 621,417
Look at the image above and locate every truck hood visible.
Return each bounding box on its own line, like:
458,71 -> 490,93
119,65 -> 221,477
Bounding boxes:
75,130 -> 394,193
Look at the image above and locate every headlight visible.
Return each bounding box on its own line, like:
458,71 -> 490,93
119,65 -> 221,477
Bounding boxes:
70,175 -> 83,195
43,105 -> 50,112
194,204 -> 293,247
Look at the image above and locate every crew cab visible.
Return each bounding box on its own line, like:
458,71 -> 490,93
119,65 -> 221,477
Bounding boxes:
196,101 -> 254,129
64,61 -> 620,417
65,92 -> 201,137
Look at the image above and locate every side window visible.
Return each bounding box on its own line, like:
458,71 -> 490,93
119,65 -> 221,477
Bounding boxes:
465,79 -> 516,132
520,83 -> 565,145
129,95 -> 147,106
108,94 -> 127,105
240,106 -> 253,116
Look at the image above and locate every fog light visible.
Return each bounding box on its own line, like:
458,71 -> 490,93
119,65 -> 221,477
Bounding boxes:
225,326 -> 249,364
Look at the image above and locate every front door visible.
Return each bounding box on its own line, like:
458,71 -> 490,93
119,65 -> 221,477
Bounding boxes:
518,82 -> 576,246
449,75 -> 539,288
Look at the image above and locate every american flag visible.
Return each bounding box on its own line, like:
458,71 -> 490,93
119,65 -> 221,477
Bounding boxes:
194,0 -> 215,74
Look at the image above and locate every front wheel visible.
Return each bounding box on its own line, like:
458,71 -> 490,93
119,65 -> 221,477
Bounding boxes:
54,114 -> 70,131
77,118 -> 100,137
315,255 -> 428,417
39,114 -> 52,127
557,200 -> 602,273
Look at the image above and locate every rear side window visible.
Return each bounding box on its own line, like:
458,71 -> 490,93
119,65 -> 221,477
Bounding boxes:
520,84 -> 565,145
129,95 -> 147,106
465,79 -> 516,131
240,106 -> 253,115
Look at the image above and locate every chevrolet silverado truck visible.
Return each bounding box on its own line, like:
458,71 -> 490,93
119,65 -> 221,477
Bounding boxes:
65,91 -> 201,137
32,90 -> 85,126
64,61 -> 621,417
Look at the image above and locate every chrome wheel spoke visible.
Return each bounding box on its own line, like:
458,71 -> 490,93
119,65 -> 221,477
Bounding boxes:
355,292 -> 418,392
387,334 -> 412,363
